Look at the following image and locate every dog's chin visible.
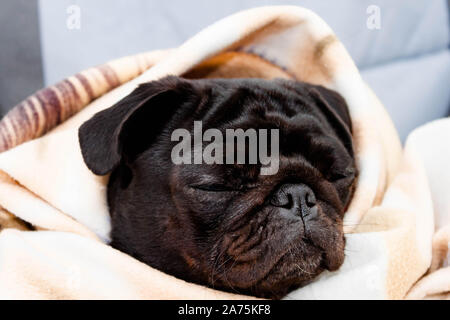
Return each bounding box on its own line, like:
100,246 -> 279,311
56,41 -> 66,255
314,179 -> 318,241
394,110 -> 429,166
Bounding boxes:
253,249 -> 325,299
210,238 -> 340,299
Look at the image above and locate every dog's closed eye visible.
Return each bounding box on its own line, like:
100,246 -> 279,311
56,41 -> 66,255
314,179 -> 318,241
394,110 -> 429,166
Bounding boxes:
326,167 -> 357,182
191,183 -> 256,192
191,184 -> 236,192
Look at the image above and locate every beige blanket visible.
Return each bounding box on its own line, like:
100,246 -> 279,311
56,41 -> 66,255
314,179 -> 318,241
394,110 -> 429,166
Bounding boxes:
0,6 -> 446,299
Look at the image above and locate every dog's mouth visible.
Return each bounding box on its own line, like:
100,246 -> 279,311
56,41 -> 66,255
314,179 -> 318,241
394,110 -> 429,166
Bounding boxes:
253,242 -> 326,299
208,232 -> 338,299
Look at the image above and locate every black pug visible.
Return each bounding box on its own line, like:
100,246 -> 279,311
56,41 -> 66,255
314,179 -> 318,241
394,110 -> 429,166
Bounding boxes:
79,76 -> 357,299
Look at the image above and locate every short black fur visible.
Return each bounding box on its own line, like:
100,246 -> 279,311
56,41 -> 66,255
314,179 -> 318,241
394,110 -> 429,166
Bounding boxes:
79,76 -> 357,298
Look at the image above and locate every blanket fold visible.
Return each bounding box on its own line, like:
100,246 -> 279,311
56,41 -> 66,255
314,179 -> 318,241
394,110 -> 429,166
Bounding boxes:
0,6 -> 446,299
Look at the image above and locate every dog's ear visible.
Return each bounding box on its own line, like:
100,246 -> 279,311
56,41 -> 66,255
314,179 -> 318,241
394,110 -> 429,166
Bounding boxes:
79,76 -> 197,175
308,85 -> 354,156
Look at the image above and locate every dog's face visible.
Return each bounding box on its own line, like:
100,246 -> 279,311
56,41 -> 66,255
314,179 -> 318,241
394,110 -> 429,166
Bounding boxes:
79,76 -> 357,299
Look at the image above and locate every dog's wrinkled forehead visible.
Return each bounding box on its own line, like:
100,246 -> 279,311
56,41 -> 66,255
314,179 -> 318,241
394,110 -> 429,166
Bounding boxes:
187,78 -> 353,180
79,76 -> 353,177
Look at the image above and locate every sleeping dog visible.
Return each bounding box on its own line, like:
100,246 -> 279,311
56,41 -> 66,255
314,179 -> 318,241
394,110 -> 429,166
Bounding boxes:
79,76 -> 357,299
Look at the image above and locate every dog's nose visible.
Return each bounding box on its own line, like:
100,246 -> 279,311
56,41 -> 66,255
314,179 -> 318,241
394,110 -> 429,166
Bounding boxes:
270,183 -> 316,218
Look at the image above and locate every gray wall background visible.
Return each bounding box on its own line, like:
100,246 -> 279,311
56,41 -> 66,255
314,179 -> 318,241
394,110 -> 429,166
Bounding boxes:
38,0 -> 449,82
0,0 -> 43,114
0,0 -> 449,141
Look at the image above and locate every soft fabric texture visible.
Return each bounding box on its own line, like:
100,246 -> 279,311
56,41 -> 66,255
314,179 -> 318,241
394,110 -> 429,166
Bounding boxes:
403,118 -> 450,300
0,6 -> 445,299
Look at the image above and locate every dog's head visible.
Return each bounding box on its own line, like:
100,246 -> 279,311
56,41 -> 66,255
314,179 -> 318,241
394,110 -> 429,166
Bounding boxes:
79,76 -> 357,298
